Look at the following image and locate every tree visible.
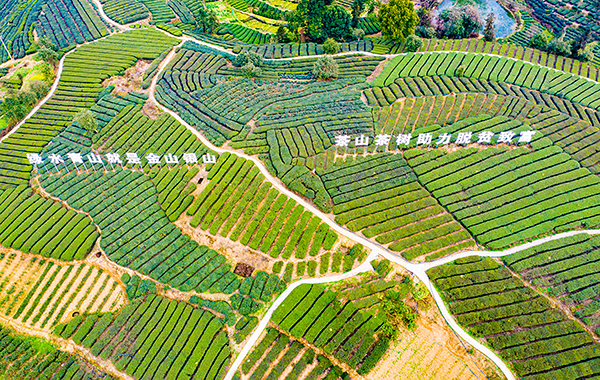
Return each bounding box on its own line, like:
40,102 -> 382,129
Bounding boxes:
351,0 -> 365,27
233,49 -> 264,67
312,56 -> 338,79
322,38 -> 340,54
0,95 -> 29,126
276,26 -> 291,42
294,0 -> 331,40
73,110 -> 98,135
26,80 -> 49,100
405,34 -> 422,52
379,0 -> 419,42
322,4 -> 352,40
547,38 -> 572,57
571,28 -> 591,58
39,62 -> 55,85
417,7 -> 433,28
483,12 -> 495,42
437,6 -> 483,39
530,32 -> 549,50
196,4 -> 218,33
241,62 -> 262,77
352,28 -> 365,40
36,46 -> 59,66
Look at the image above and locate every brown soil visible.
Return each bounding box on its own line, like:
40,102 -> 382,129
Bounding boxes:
175,216 -> 271,271
141,99 -> 161,119
371,295 -> 505,380
234,263 -> 255,277
366,58 -> 389,83
0,247 -> 125,332
102,59 -> 151,95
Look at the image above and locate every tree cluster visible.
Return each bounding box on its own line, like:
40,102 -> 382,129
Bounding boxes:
530,29 -> 594,62
414,4 -> 495,42
291,0 -> 353,41
0,39 -> 57,128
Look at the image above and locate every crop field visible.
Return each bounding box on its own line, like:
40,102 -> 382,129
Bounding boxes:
241,327 -> 349,380
502,234 -> 600,334
404,139 -> 600,249
0,250 -> 125,331
40,169 -> 242,294
429,256 -> 600,378
187,152 -> 338,260
38,0 -> 110,49
0,0 -> 110,64
0,324 -> 114,379
0,29 -> 178,189
0,185 -> 98,260
317,153 -> 475,261
55,294 -> 231,380
2,0 -> 600,378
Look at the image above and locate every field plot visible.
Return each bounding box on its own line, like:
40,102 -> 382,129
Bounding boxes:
0,324 -> 114,380
149,165 -> 199,221
0,0 -> 108,65
55,294 -> 231,380
40,169 -> 241,294
241,327 -> 349,380
373,52 -> 600,113
99,0 -> 150,24
38,0 -> 110,49
366,72 -> 600,177
271,282 -> 387,373
91,104 -> 214,158
186,152 -> 339,260
156,44 -> 374,147
370,297 -> 500,380
42,90 -> 149,158
377,38 -> 599,80
404,138 -> 600,249
156,44 -> 376,209
317,153 -> 475,261
0,185 -> 97,260
0,250 -> 125,331
429,256 -> 600,379
0,29 -> 178,189
502,234 -> 600,334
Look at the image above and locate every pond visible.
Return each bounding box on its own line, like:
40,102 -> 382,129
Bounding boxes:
435,0 -> 517,39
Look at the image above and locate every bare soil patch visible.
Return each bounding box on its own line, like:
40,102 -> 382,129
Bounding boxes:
366,58 -> 389,83
102,59 -> 151,95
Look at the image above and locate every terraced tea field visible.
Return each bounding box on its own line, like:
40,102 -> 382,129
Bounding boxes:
1,0 -> 600,378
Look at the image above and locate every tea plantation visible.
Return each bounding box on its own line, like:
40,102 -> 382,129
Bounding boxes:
1,0 -> 600,378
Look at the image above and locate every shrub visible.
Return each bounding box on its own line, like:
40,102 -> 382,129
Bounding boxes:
233,49 -> 264,67
296,262 -> 306,276
547,38 -> 572,57
530,32 -> 549,50
313,56 -> 339,80
322,38 -> 340,54
404,34 -> 422,52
